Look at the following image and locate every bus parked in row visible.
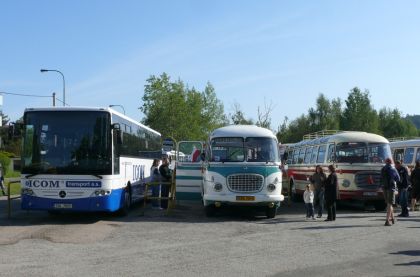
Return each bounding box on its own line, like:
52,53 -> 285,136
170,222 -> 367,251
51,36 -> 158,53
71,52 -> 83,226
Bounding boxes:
201,125 -> 285,218
283,131 -> 392,210
390,139 -> 420,170
20,107 -> 161,214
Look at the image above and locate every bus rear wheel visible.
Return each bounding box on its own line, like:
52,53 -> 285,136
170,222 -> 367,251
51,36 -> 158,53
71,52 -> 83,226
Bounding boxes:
374,201 -> 386,212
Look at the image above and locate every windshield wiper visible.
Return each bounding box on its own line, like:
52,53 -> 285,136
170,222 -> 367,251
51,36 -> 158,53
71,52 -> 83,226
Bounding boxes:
25,173 -> 39,179
92,174 -> 103,179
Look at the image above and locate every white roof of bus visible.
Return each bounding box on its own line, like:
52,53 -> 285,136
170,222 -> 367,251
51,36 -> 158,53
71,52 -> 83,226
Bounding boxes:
210,125 -> 276,139
24,106 -> 161,136
293,131 -> 388,147
390,139 -> 420,148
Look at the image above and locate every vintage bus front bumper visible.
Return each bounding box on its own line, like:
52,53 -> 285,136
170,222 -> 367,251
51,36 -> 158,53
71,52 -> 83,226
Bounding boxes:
203,193 -> 284,207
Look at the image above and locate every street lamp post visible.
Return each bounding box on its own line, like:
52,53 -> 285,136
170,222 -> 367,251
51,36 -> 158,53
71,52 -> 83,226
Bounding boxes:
40,69 -> 66,106
109,105 -> 126,115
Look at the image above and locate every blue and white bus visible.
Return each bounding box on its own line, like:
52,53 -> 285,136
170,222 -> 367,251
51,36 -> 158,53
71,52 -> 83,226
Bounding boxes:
20,107 -> 161,214
202,125 -> 284,218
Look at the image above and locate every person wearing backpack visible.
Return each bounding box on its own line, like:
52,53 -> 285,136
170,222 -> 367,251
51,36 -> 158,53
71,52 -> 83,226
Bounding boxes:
380,158 -> 400,226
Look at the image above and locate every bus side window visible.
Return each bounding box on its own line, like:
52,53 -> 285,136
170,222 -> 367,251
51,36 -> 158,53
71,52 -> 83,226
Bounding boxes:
304,147 -> 313,164
311,146 -> 319,164
317,145 -> 327,164
393,148 -> 404,163
416,148 -> 420,163
327,143 -> 335,163
403,147 -> 415,164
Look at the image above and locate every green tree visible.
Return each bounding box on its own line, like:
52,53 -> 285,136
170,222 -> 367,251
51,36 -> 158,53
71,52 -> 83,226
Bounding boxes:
230,102 -> 254,125
341,87 -> 379,132
378,108 -> 418,138
308,94 -> 342,131
140,73 -> 227,141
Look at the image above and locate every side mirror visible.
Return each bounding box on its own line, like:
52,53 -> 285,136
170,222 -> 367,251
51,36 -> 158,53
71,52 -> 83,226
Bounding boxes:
200,152 -> 206,161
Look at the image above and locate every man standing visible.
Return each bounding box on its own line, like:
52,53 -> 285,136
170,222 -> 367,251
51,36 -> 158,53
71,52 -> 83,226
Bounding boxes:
159,157 -> 172,209
380,158 -> 400,226
395,160 -> 410,217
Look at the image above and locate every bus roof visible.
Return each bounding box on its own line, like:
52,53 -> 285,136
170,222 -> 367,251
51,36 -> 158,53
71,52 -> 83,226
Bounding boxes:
210,125 -> 276,139
24,106 -> 161,136
390,139 -> 420,148
293,131 -> 388,147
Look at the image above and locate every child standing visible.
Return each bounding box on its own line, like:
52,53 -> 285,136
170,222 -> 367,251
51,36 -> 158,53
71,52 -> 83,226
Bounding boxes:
304,184 -> 315,220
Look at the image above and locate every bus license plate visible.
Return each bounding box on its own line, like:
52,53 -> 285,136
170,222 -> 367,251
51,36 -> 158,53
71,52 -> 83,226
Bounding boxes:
54,203 -> 72,209
236,196 -> 255,201
363,192 -> 378,196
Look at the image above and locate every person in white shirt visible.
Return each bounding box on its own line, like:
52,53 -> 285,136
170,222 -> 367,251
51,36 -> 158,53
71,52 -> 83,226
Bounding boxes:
304,184 -> 315,220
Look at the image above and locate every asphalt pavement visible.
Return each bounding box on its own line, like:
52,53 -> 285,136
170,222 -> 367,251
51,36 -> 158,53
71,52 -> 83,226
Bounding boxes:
1,198 -> 419,277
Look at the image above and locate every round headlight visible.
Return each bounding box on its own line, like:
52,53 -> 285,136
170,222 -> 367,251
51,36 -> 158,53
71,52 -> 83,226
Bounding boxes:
214,183 -> 223,192
267,183 -> 276,192
342,179 -> 351,188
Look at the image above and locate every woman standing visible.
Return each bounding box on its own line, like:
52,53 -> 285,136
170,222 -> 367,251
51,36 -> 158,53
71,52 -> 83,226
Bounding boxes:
310,165 -> 327,218
325,164 -> 338,221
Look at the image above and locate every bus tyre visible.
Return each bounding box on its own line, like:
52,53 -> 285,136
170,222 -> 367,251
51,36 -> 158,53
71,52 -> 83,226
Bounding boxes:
374,201 -> 386,212
290,181 -> 300,202
205,205 -> 215,217
266,206 -> 277,218
119,189 -> 131,216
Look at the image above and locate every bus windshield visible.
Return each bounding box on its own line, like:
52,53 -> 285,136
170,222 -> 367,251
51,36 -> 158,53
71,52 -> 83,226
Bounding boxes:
336,142 -> 391,164
210,137 -> 279,162
22,111 -> 112,175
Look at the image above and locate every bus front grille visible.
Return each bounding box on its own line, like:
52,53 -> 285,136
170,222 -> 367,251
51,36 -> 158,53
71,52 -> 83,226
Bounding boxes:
354,172 -> 381,189
227,174 -> 264,193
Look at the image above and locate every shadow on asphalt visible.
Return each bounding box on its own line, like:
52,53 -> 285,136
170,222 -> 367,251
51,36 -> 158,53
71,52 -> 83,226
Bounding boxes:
291,224 -> 378,230
1,198 -> 392,226
391,250 -> 420,267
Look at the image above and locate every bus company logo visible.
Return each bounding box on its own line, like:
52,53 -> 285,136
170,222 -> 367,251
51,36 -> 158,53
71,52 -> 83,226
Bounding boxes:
25,180 -> 60,188
133,164 -> 145,181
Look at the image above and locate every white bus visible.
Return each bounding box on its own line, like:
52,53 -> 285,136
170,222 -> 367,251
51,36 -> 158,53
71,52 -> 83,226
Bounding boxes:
20,107 -> 161,214
202,125 -> 284,218
390,139 -> 420,170
284,131 -> 391,210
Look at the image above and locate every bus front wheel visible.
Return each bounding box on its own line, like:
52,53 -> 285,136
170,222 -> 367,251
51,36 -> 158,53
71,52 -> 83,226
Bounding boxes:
266,206 -> 277,218
204,205 -> 216,217
118,188 -> 131,216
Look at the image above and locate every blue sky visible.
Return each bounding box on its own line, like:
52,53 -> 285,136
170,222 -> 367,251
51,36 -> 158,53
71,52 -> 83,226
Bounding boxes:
1,0 -> 420,130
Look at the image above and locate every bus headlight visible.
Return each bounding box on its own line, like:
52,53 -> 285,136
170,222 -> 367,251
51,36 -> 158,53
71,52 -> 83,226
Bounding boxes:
22,188 -> 34,196
267,183 -> 276,192
213,183 -> 223,192
342,179 -> 351,188
93,190 -> 111,196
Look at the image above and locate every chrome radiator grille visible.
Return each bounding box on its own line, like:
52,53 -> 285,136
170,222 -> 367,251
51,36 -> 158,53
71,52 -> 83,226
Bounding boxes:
227,174 -> 264,192
354,172 -> 381,189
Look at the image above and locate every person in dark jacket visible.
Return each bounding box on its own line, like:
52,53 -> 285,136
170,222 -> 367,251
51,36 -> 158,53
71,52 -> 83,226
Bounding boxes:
310,165 -> 327,218
411,161 -> 420,212
395,160 -> 410,217
324,164 -> 338,221
381,158 -> 400,226
159,157 -> 172,209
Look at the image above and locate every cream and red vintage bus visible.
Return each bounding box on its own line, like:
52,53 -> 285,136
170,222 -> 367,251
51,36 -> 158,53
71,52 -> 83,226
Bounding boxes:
284,131 -> 392,210
390,139 -> 420,170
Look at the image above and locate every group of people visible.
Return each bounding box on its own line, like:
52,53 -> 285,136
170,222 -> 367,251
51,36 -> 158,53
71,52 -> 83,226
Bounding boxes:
303,164 -> 338,221
381,158 -> 420,226
150,156 -> 173,210
303,159 -> 420,226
